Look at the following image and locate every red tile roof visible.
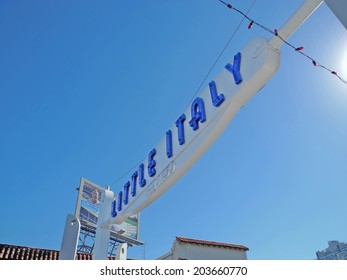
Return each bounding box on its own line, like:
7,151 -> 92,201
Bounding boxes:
176,237 -> 249,251
0,243 -> 135,260
0,243 -> 94,260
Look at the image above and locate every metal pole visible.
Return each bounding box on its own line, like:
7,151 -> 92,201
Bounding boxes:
92,187 -> 114,260
268,0 -> 324,49
58,214 -> 81,260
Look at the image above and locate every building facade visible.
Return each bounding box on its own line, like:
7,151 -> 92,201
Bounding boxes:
157,236 -> 249,260
316,241 -> 347,260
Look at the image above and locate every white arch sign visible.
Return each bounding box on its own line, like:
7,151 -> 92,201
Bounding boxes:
92,0 -> 323,260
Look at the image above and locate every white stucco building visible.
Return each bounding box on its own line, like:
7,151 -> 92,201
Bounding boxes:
157,237 -> 249,260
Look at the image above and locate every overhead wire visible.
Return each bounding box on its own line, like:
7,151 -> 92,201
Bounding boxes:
218,0 -> 347,84
188,0 -> 258,105
108,0 -> 258,188
108,156 -> 146,187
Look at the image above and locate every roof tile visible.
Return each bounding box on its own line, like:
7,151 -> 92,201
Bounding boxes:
176,236 -> 249,251
0,244 -> 94,260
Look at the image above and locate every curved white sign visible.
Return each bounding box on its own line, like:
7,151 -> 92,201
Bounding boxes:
109,37 -> 281,225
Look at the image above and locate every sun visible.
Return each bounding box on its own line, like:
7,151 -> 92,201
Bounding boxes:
340,49 -> 347,78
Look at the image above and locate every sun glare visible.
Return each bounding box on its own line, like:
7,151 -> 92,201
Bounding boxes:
340,49 -> 347,78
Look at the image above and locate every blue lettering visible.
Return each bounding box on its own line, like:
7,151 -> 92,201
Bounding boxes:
114,53 -> 243,213
117,191 -> 123,212
111,200 -> 117,217
175,114 -> 186,145
166,130 -> 173,158
225,52 -> 242,84
131,171 -> 138,197
209,81 -> 225,107
139,163 -> 146,187
123,181 -> 130,205
189,97 -> 206,131
148,149 -> 156,177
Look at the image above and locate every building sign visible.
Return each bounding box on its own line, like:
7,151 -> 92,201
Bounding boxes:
75,177 -> 139,241
108,37 -> 281,225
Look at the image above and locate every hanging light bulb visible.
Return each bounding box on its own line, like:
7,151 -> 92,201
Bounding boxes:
218,1 -> 346,84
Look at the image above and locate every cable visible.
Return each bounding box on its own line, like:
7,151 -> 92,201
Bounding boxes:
218,0 -> 347,84
108,1 -> 258,189
108,156 -> 146,187
188,0 -> 258,105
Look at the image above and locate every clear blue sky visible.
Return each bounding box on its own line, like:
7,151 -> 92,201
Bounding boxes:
1,0 -> 346,260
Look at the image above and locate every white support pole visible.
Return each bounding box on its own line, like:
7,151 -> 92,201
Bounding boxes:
92,187 -> 114,260
268,0 -> 324,50
115,243 -> 128,260
58,214 -> 80,260
325,0 -> 347,30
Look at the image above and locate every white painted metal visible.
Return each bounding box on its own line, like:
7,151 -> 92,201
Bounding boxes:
93,187 -> 114,260
269,0 -> 324,49
92,36 -> 281,259
92,0 -> 324,260
111,36 -> 280,226
58,214 -> 81,260
325,0 -> 347,30
115,243 -> 128,260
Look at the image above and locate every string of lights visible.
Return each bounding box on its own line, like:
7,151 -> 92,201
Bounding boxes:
188,0 -> 257,104
218,0 -> 347,84
109,1 -> 343,189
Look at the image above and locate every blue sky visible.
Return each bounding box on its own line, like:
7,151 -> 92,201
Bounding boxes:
0,0 -> 346,260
